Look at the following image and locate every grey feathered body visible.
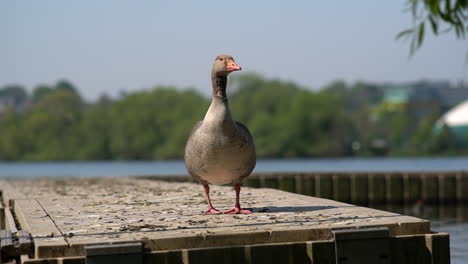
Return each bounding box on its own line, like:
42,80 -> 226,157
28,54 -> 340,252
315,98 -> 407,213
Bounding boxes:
184,98 -> 256,185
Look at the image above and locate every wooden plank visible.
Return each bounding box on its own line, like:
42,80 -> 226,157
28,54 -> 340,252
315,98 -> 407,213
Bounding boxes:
0,180 -> 11,193
0,181 -> 28,208
5,178 -> 432,259
13,200 -> 59,237
13,199 -> 69,259
0,202 -> 4,230
4,208 -> 18,233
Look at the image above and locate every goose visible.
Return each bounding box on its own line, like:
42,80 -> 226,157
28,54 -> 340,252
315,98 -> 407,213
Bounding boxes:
184,55 -> 256,215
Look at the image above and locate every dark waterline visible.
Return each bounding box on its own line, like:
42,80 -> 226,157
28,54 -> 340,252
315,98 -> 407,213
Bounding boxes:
1,157 -> 468,178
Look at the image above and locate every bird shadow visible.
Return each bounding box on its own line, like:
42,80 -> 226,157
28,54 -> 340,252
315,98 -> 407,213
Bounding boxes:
251,205 -> 337,213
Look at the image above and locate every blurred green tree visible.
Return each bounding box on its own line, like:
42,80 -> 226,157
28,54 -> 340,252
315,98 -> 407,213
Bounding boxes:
109,87 -> 208,160
32,85 -> 53,103
21,89 -> 83,160
76,102 -> 112,160
230,74 -> 354,158
1,76 -> 466,161
427,124 -> 457,153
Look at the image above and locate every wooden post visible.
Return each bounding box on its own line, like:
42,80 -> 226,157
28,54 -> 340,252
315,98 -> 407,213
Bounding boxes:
261,174 -> 279,189
456,171 -> 468,202
262,174 -> 279,189
351,173 -> 368,206
438,173 -> 457,203
278,175 -> 295,193
302,174 -> 315,197
315,173 -> 333,199
368,173 -> 386,205
403,173 -> 422,204
332,173 -> 350,202
421,173 -> 439,204
246,176 -> 261,188
385,173 -> 403,204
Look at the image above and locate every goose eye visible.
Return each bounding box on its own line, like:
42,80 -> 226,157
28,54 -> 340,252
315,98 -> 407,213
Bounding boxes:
219,58 -> 223,61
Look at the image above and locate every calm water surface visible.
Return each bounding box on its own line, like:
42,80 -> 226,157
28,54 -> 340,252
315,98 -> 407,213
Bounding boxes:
1,157 -> 468,178
0,157 -> 467,263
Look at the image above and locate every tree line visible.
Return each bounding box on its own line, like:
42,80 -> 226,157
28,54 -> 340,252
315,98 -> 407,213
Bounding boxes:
0,74 -> 466,161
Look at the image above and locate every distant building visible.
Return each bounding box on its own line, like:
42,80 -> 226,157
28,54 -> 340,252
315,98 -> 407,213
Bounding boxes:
0,96 -> 17,113
0,95 -> 29,115
434,86 -> 468,107
382,80 -> 468,111
384,86 -> 412,104
0,85 -> 29,115
435,99 -> 468,145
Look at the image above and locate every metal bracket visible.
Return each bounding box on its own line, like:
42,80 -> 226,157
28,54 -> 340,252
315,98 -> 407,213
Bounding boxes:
333,227 -> 391,264
85,242 -> 142,264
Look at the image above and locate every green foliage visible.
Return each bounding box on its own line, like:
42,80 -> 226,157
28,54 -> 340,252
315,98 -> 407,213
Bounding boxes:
109,87 -> 208,160
0,76 -> 466,160
32,85 -> 53,103
0,114 -> 28,160
411,109 -> 441,150
75,103 -> 112,160
427,124 -> 457,153
229,74 -> 353,157
398,0 -> 467,55
22,89 -> 83,160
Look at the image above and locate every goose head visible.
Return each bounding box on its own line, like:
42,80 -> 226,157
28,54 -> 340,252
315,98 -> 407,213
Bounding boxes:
212,55 -> 242,77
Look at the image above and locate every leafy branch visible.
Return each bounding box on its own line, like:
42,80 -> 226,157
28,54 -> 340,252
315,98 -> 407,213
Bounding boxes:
397,0 -> 468,56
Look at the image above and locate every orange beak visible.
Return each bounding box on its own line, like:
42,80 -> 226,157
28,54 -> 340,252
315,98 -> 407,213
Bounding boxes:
226,59 -> 242,72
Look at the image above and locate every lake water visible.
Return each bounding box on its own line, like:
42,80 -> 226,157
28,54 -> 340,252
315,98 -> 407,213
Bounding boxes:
1,157 -> 468,178
0,157 -> 467,263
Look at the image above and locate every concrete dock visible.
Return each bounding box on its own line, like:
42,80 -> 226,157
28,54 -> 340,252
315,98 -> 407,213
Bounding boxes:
0,178 -> 449,263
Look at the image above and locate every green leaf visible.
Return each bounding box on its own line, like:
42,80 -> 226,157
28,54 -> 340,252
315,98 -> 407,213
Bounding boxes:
417,22 -> 425,48
411,0 -> 418,16
445,0 -> 452,14
455,24 -> 462,37
429,0 -> 439,14
396,29 -> 413,40
429,15 -> 438,34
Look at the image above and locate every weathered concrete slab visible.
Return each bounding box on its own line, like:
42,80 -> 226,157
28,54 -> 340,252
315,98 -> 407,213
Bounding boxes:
2,178 -> 430,259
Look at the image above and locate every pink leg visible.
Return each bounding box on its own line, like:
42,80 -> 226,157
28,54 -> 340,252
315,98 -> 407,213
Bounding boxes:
224,183 -> 252,214
203,184 -> 221,215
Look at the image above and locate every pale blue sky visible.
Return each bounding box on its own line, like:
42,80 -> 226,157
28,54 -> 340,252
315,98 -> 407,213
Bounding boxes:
1,0 -> 467,100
